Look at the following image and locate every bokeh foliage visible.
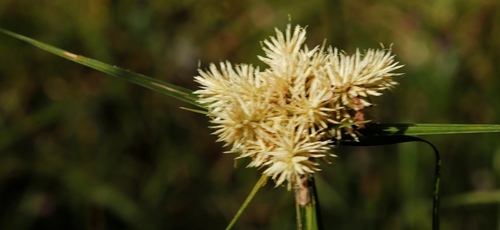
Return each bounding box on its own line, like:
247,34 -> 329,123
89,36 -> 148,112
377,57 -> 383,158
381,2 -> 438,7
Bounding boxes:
1,0 -> 499,229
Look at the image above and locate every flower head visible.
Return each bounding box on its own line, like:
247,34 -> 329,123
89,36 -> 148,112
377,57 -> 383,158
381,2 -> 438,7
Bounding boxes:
194,24 -> 402,189
326,47 -> 401,120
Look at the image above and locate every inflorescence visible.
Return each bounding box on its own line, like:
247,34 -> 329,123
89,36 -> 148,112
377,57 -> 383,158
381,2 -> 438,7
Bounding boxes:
194,24 -> 402,189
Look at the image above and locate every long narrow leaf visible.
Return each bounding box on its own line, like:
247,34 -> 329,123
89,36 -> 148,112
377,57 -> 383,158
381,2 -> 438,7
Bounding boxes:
226,174 -> 267,230
361,123 -> 500,136
0,28 -> 203,108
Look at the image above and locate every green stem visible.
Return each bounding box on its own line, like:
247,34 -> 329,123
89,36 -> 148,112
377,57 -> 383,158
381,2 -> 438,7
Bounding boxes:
295,176 -> 321,230
310,176 -> 323,229
225,174 -> 267,230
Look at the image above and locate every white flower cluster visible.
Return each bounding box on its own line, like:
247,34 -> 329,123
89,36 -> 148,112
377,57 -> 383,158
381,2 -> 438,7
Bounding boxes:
194,24 -> 402,189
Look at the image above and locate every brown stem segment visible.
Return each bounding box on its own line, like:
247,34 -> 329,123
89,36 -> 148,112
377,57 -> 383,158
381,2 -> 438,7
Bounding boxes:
295,176 -> 322,230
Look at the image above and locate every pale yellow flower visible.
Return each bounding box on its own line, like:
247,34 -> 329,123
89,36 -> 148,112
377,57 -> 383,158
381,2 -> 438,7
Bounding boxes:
326,47 -> 402,121
194,24 -> 402,189
260,117 -> 332,189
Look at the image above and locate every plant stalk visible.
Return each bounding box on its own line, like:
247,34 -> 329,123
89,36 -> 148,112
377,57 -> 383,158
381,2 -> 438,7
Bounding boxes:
226,174 -> 267,230
295,176 -> 322,230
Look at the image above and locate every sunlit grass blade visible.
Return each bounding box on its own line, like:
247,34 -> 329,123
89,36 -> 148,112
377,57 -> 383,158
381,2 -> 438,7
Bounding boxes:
443,190 -> 500,206
0,28 -> 203,109
363,123 -> 500,136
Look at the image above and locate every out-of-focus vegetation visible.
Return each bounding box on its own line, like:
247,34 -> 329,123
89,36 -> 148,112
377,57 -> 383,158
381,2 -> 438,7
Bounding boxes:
1,0 -> 499,229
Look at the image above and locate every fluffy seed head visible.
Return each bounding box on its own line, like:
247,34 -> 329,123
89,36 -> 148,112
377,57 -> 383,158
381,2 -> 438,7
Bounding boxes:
194,24 -> 402,188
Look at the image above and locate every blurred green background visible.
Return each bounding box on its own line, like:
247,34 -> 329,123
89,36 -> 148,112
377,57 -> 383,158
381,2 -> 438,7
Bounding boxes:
1,0 -> 500,229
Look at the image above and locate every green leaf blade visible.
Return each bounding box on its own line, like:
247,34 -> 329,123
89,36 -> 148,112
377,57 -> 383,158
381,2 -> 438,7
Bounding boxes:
0,28 -> 204,109
362,123 -> 500,136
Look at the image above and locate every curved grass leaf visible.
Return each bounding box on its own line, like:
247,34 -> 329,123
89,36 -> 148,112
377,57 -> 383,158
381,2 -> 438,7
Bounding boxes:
0,28 -> 203,108
341,135 -> 441,230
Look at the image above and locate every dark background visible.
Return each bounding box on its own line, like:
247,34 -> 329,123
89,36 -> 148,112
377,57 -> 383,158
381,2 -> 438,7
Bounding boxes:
1,0 -> 499,229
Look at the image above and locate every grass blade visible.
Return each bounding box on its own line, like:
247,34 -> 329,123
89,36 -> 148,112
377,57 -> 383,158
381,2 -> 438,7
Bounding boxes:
362,123 -> 500,136
0,28 -> 203,108
226,175 -> 267,230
